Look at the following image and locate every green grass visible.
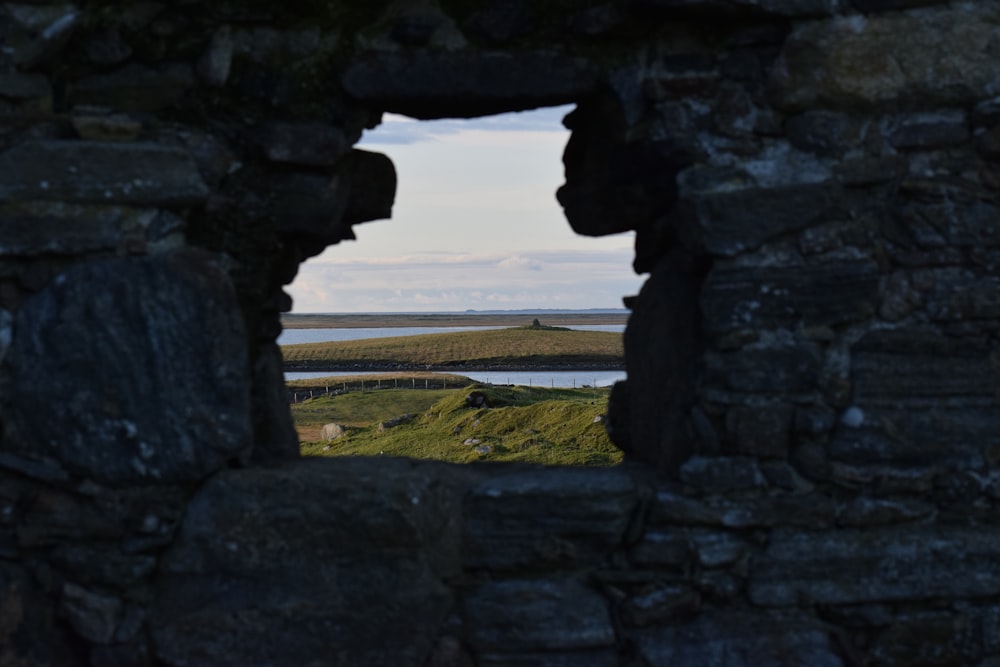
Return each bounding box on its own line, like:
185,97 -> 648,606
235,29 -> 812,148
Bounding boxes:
295,384 -> 623,466
281,327 -> 623,368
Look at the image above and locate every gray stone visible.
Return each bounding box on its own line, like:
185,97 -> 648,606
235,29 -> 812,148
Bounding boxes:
890,118 -> 969,150
0,562 -> 81,666
679,456 -> 767,492
250,121 -> 349,167
60,582 -> 123,645
463,578 -> 614,652
750,526 -> 1000,606
686,182 -> 843,256
478,651 -> 618,667
633,610 -> 844,667
701,260 -> 881,335
705,342 -> 823,394
724,403 -> 794,458
71,112 -> 143,141
464,466 -> 636,569
84,27 -> 133,65
649,490 -> 835,529
10,8 -> 80,69
622,584 -> 701,627
837,496 -> 935,527
379,413 -> 414,430
928,275 -> 1000,321
0,140 -> 209,206
197,25 -> 234,86
770,6 -> 1000,109
0,72 -> 52,101
0,203 -> 155,256
785,110 -> 855,156
342,50 -> 598,119
320,423 -> 345,440
153,458 -> 462,667
70,63 -> 195,112
6,253 -> 251,484
630,530 -> 695,568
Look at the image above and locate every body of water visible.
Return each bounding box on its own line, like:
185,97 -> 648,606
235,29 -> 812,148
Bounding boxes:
284,370 -> 626,388
278,324 -> 625,346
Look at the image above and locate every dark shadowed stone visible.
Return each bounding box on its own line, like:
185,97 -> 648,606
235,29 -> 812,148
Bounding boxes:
852,0 -> 955,12
341,149 -> 398,225
701,259 -> 880,335
622,584 -> 701,627
0,71 -> 52,101
898,186 -> 1000,248
632,610 -> 844,667
342,50 -> 598,119
724,403 -> 794,458
678,456 -> 767,492
890,117 -> 969,150
785,110 -> 855,156
5,252 -> 251,484
685,181 -> 842,256
463,0 -> 534,44
0,141 -> 209,206
69,63 -> 195,113
836,496 -> 935,527
869,611 -> 971,667
60,582 -> 123,645
463,466 -> 636,570
750,526 -> 1000,606
153,458 -> 463,667
928,275 -> 1000,321
650,490 -> 835,529
622,256 -> 705,474
463,578 -> 614,652
479,651 -> 618,667
705,342 -> 823,394
250,121 -> 349,167
0,203 -> 155,257
0,562 -> 83,665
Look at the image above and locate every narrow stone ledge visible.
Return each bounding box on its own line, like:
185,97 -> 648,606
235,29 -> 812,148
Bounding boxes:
749,525 -> 1000,606
0,140 -> 209,206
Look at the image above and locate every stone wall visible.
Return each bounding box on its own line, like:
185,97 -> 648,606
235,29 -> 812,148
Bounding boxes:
0,0 -> 998,665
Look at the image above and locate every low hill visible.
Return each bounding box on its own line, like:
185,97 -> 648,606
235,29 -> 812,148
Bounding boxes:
294,384 -> 623,466
282,326 -> 623,371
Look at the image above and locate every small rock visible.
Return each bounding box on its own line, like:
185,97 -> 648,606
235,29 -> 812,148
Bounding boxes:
475,445 -> 492,455
464,438 -> 481,446
465,391 -> 490,408
60,582 -> 122,645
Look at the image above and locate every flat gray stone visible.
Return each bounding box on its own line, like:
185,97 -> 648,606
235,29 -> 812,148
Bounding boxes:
5,253 -> 251,484
0,140 -> 209,206
701,259 -> 880,335
153,458 -> 463,667
0,203 -> 155,256
463,466 -> 636,570
632,610 -> 844,667
750,526 -> 1000,606
464,578 -> 614,652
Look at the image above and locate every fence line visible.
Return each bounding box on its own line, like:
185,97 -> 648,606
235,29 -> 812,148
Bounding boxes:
287,376 -> 614,403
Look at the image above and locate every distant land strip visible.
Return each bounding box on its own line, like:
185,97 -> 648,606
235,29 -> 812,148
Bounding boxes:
281,312 -> 629,329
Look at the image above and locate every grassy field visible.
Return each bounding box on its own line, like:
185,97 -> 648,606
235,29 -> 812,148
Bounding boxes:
294,384 -> 623,466
282,326 -> 624,369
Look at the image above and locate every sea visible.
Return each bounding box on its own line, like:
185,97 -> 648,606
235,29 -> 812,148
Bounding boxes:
280,317 -> 627,389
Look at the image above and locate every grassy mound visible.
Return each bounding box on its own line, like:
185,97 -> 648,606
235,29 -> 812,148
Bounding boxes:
295,384 -> 623,466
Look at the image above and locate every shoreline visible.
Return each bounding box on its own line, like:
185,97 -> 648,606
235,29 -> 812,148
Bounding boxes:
283,362 -> 625,373
281,312 -> 629,329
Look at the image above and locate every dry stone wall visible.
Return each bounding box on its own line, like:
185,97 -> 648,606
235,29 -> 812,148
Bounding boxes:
0,0 -> 998,665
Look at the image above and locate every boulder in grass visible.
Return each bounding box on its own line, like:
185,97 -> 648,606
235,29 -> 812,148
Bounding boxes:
465,391 -> 490,408
321,423 -> 346,441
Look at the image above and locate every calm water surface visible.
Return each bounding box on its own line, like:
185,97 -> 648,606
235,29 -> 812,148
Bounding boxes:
278,324 -> 624,346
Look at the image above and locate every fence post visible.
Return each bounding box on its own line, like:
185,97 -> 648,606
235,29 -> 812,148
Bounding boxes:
362,379 -> 365,392
343,382 -> 347,393
425,378 -> 428,389
412,378 -> 415,389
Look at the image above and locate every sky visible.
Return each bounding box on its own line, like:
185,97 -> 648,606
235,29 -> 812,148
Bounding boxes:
286,105 -> 646,313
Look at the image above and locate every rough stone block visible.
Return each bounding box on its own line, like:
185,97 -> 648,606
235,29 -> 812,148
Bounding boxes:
478,650 -> 618,667
705,342 -> 823,394
463,578 -> 614,652
749,526 -> 1000,606
687,182 -> 842,256
342,50 -> 598,118
69,63 -> 194,112
701,260 -> 880,335
725,403 -> 794,458
463,467 -> 636,570
0,203 -> 155,257
631,610 -> 844,667
928,275 -> 1000,321
770,6 -> 1000,109
0,140 -> 209,206
678,456 -> 767,492
153,458 -> 462,667
5,252 -> 251,484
